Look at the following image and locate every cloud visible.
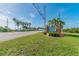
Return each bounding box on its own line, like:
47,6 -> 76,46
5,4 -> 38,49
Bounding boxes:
7,10 -> 12,14
0,14 -> 15,29
29,13 -> 35,18
0,15 -> 32,29
0,9 -> 12,15
57,8 -> 68,14
19,17 -> 32,23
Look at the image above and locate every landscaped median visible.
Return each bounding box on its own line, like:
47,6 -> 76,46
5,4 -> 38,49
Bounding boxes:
0,32 -> 79,55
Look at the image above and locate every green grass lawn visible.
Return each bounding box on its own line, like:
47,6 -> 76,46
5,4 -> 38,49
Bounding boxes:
0,32 -> 79,56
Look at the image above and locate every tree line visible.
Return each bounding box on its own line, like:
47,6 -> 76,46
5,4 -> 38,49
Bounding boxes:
13,18 -> 31,31
63,28 -> 79,33
0,18 -> 31,32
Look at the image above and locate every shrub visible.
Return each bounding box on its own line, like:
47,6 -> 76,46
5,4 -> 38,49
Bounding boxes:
48,32 -> 60,37
0,26 -> 14,32
48,32 -> 64,37
63,28 -> 79,33
43,32 -> 47,35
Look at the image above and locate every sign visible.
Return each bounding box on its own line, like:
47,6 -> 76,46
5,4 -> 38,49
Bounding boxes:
48,26 -> 56,32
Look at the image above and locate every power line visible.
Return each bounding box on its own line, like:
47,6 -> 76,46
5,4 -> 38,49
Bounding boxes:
32,3 -> 45,20
32,3 -> 46,29
58,12 -> 61,19
44,4 -> 46,28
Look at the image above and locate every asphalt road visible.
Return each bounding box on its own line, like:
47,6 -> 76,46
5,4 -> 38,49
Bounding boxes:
0,31 -> 40,41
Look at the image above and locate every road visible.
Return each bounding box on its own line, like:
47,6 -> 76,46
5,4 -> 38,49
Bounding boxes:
0,31 -> 40,41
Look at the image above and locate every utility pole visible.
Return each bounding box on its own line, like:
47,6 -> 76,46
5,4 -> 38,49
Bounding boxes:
32,3 -> 46,31
7,18 -> 8,29
6,18 -> 9,32
43,4 -> 47,32
44,4 -> 46,29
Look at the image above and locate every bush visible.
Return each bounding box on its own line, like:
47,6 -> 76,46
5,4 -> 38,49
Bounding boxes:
63,28 -> 79,33
48,32 -> 60,37
43,32 -> 47,35
48,32 -> 64,37
0,26 -> 14,32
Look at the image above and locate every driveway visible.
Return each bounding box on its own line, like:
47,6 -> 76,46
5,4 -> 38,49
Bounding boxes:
0,31 -> 40,41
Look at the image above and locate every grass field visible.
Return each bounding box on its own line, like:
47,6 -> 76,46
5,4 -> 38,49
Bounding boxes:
0,32 -> 79,56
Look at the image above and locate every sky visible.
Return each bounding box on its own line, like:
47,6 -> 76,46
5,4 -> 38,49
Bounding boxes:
0,3 -> 79,29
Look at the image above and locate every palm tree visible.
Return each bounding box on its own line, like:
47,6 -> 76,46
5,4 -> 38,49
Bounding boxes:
19,20 -> 23,31
13,18 -> 31,31
53,18 -> 65,33
48,20 -> 52,26
21,22 -> 26,30
13,18 -> 20,31
28,23 -> 31,28
48,18 -> 65,33
59,19 -> 65,32
20,21 -> 26,31
13,18 -> 17,31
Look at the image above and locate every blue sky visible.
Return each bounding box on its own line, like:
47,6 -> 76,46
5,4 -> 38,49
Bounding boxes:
0,3 -> 79,29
